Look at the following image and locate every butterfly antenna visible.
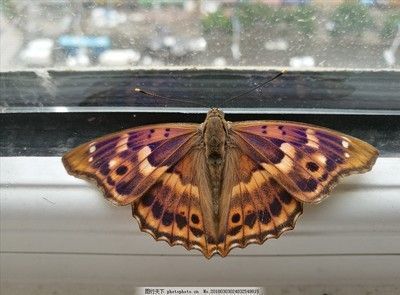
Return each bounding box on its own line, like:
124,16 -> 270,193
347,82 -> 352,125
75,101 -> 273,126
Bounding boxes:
224,70 -> 286,104
134,88 -> 206,107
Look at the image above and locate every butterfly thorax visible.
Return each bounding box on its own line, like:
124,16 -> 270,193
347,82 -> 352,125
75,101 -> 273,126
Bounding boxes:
203,109 -> 228,216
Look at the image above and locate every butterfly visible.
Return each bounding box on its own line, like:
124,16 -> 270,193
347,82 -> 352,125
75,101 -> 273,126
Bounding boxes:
62,108 -> 378,258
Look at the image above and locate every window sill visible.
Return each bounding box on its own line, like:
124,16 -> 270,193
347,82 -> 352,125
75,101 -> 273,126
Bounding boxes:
1,156 -> 399,285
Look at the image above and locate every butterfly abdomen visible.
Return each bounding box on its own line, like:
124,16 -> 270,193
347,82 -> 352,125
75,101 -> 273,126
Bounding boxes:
203,110 -> 229,217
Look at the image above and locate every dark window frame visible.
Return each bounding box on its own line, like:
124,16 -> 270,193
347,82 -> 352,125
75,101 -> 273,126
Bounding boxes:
1,69 -> 399,156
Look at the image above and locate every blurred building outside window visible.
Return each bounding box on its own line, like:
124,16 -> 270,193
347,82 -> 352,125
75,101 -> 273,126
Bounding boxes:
1,0 -> 399,70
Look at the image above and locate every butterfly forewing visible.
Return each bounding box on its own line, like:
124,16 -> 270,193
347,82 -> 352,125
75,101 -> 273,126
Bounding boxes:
230,120 -> 379,203
62,123 -> 199,205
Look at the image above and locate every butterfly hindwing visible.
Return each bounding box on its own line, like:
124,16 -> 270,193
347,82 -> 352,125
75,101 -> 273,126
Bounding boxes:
231,120 -> 379,203
132,148 -> 218,258
217,149 -> 303,256
62,123 -> 199,205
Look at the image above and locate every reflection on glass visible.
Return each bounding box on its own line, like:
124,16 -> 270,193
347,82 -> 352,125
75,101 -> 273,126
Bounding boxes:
1,0 -> 399,70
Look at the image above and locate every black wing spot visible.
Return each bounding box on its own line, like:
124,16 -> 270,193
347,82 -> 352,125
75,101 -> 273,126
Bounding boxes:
191,214 -> 200,224
231,213 -> 241,223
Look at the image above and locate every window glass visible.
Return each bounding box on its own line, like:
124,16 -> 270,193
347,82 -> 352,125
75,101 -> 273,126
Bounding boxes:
1,0 -> 399,70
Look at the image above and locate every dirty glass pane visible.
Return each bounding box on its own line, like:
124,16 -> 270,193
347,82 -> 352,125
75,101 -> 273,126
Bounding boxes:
1,0 -> 400,70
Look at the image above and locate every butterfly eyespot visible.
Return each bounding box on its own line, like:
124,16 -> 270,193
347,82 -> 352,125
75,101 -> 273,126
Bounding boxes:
262,130 -> 267,134
89,145 -> 96,153
150,129 -> 155,133
191,214 -> 200,224
164,133 -> 170,137
88,157 -> 93,162
306,161 -> 319,172
165,128 -> 170,132
231,213 -> 241,223
147,134 -> 152,139
261,125 -> 267,129
116,165 -> 128,175
345,152 -> 350,158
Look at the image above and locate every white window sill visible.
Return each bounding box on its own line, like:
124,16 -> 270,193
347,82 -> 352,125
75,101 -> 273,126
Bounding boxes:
1,156 -> 399,286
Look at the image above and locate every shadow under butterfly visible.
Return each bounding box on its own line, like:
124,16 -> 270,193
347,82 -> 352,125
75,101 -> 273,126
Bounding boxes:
63,72 -> 378,258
